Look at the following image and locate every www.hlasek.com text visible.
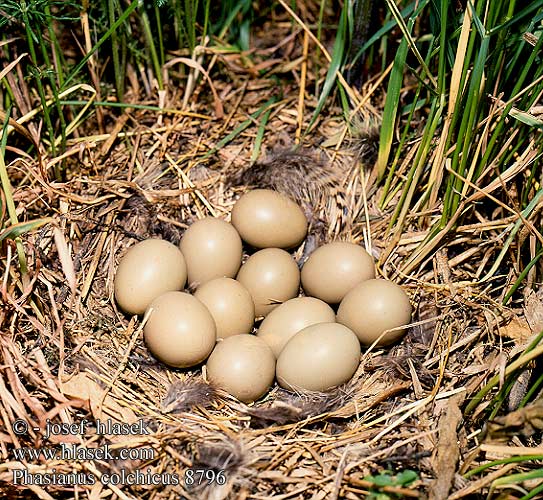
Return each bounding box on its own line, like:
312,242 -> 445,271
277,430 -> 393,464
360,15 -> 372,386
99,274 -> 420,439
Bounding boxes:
13,443 -> 155,461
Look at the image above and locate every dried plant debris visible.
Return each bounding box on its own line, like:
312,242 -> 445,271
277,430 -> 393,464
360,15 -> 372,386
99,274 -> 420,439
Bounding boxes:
429,393 -> 465,500
183,438 -> 247,498
192,438 -> 245,474
119,194 -> 186,244
245,385 -> 355,427
162,379 -> 218,413
412,294 -> 440,347
483,397 -> 543,440
369,352 -> 435,388
228,147 -> 350,211
524,287 -> 543,334
381,445 -> 432,468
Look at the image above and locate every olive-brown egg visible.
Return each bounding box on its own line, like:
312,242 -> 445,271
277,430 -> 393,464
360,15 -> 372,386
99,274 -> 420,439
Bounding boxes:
194,278 -> 255,340
257,297 -> 336,357
276,323 -> 361,392
206,334 -> 276,403
143,291 -> 216,368
231,189 -> 308,248
301,241 -> 375,304
114,239 -> 187,315
236,248 -> 300,317
180,217 -> 242,287
337,279 -> 412,346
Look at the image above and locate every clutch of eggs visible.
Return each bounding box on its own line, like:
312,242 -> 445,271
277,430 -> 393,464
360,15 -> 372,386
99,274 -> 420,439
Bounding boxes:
113,188 -> 412,401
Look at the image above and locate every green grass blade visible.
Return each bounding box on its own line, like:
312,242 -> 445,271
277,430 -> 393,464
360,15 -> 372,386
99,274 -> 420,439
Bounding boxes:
465,329 -> 543,415
492,469 -> 543,487
477,13 -> 543,179
519,370 -> 543,408
0,107 -> 28,274
509,107 -> 543,128
250,99 -> 276,164
0,218 -> 54,243
140,5 -> 163,89
384,0 -> 436,88
307,3 -> 348,132
349,2 -> 417,68
204,97 -> 278,160
375,29 -> 409,180
465,455 -> 543,478
482,187 -> 543,281
502,247 -> 543,305
520,481 -> 543,500
488,0 -> 543,35
109,0 -> 125,100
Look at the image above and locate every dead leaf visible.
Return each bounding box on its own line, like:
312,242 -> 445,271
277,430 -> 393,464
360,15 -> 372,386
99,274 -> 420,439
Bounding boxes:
61,372 -> 137,426
429,392 -> 465,500
484,398 -> 543,441
499,315 -> 532,344
524,288 -> 543,334
507,369 -> 532,411
290,467 -> 317,478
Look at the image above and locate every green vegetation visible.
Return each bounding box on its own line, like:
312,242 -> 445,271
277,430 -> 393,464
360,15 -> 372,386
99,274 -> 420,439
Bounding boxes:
376,1 -> 543,281
0,0 -> 261,164
363,469 -> 419,499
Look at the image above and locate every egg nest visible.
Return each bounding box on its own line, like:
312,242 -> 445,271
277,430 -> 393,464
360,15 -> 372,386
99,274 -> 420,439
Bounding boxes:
1,33 -> 538,500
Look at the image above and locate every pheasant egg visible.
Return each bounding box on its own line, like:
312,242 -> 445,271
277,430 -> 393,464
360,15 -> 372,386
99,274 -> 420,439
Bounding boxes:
301,241 -> 375,303
143,291 -> 216,368
276,322 -> 361,392
114,239 -> 187,315
231,189 -> 308,248
180,217 -> 242,287
236,248 -> 300,317
337,278 -> 412,346
206,334 -> 276,403
257,297 -> 336,357
194,278 -> 255,340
